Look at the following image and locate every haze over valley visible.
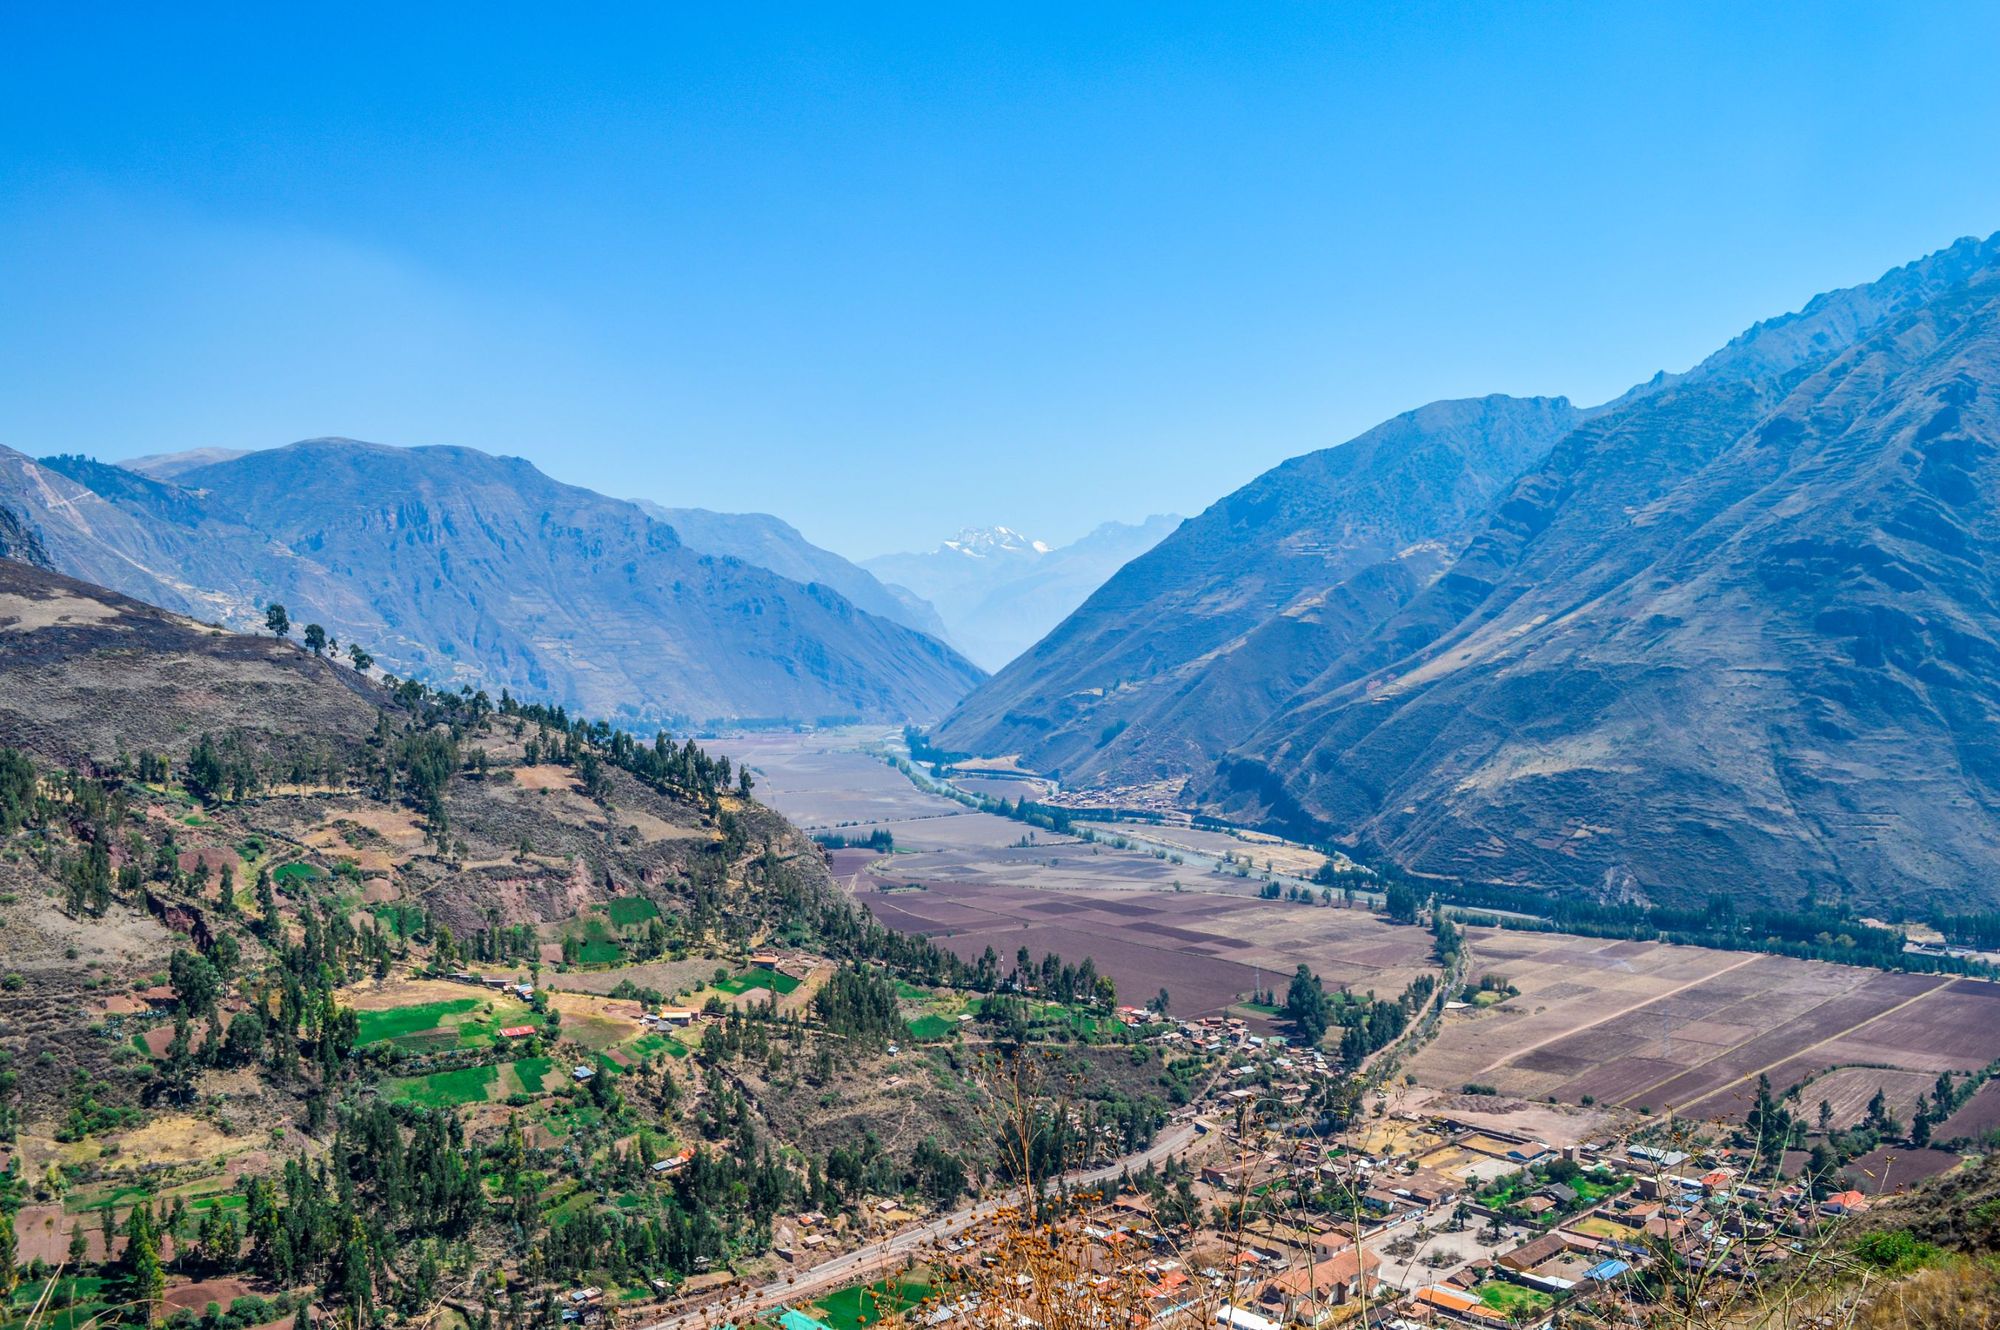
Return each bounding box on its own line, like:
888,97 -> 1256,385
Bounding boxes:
6,9 -> 2000,1330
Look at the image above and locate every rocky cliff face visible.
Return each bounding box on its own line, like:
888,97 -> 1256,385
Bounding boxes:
1,439 -> 984,726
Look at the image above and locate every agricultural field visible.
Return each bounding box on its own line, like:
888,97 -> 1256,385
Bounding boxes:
383,1056 -> 558,1107
718,729 -> 942,827
862,878 -> 1431,1019
343,979 -> 535,1051
1074,818 -> 1331,880
1410,928 -> 2000,1123
1838,1143 -> 1963,1195
797,1273 -> 935,1327
1791,1066 -> 1938,1129
1478,1281 -> 1554,1319
727,732 -> 1434,1018
603,895 -> 662,927
271,860 -> 325,888
1939,1078 -> 2000,1141
567,914 -> 624,965
710,964 -> 802,996
905,1013 -> 957,1040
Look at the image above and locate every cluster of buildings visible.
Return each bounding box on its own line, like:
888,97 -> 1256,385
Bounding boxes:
901,1021 -> 1874,1330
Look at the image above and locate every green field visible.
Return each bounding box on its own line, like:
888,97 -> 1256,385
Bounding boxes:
5,1276 -> 111,1330
1478,1282 -> 1554,1317
499,1056 -> 556,1096
811,1277 -> 931,1326
973,995 -> 1113,1037
604,896 -> 661,926
1571,1171 -> 1629,1205
906,1014 -> 956,1040
354,997 -> 483,1046
714,966 -> 802,996
182,1191 -> 247,1213
272,861 -> 325,886
370,902 -> 426,936
567,915 -> 624,965
622,1031 -> 690,1060
384,1063 -> 498,1107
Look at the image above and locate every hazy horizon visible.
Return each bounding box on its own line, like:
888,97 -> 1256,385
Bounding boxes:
6,4 -> 2000,561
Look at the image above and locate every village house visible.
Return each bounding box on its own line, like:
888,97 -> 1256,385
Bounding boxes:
1414,1283 -> 1507,1324
1255,1246 -> 1380,1324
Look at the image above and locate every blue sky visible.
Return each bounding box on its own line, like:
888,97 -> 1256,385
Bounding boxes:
4,4 -> 1998,560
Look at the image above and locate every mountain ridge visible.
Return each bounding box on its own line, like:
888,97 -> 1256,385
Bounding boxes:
1205,235 -> 2000,909
2,438 -> 985,726
932,394 -> 1585,780
630,500 -> 953,644
935,229 -> 2000,910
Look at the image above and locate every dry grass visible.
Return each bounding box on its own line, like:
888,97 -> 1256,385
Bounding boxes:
338,975 -> 495,1012
511,763 -> 580,791
1848,1257 -> 2000,1329
102,1113 -> 244,1166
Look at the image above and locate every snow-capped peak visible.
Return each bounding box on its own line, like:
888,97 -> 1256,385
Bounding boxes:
941,526 -> 1050,559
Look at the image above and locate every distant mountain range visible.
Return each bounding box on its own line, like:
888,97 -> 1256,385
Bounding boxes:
0,439 -> 985,726
937,232 -> 2000,911
865,517 -> 1182,670
629,501 -> 952,644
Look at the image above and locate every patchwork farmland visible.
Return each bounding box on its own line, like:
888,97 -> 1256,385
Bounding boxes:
737,729 -> 2000,1137
1410,928 -> 2000,1123
730,728 -> 1436,1018
863,879 -> 1434,1019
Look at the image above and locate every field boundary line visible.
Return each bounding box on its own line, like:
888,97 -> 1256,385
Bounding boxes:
1470,950 -> 1764,1077
1664,977 -> 1951,1119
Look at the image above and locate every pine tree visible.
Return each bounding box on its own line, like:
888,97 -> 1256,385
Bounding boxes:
258,868 -> 280,939
123,1202 -> 165,1321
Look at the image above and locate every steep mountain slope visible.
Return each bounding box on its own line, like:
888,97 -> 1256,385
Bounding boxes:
1203,233 -> 2000,911
932,396 -> 1583,780
0,440 -> 984,725
632,499 -> 952,643
865,516 -> 1182,670
177,440 -> 985,723
0,447 -> 279,621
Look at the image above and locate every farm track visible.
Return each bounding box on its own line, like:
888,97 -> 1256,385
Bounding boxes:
1470,952 -> 1763,1078
1663,980 -> 1957,1119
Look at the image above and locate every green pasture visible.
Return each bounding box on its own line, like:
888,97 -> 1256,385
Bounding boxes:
604,896 -> 661,927
713,965 -> 801,996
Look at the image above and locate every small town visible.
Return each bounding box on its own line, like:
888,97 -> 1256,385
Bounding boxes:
600,996 -> 1916,1330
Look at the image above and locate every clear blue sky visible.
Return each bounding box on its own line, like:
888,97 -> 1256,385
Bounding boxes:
4,3 -> 1998,560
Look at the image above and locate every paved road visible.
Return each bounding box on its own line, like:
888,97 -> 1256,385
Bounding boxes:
639,1119 -> 1204,1330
